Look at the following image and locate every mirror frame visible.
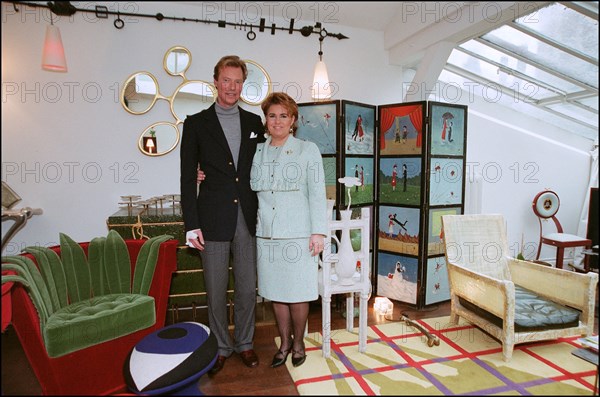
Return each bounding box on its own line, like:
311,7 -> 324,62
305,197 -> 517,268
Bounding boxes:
241,60 -> 272,106
120,71 -> 162,115
163,46 -> 192,77
169,80 -> 217,124
137,122 -> 180,157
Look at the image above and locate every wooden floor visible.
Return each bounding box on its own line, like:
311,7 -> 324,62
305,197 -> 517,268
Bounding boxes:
0,297 -> 451,395
2,296 -> 598,395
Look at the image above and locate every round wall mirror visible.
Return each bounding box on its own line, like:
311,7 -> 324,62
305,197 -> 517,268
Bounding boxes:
121,72 -> 160,115
164,46 -> 191,77
123,49 -> 271,156
170,80 -> 216,124
138,122 -> 180,156
241,60 -> 272,105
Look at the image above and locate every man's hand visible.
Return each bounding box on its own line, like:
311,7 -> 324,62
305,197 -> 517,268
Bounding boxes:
186,229 -> 205,250
197,168 -> 206,184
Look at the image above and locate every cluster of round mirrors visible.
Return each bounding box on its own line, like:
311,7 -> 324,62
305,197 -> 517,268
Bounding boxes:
121,46 -> 272,156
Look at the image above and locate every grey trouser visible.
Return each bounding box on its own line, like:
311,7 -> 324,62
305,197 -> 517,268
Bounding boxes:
200,206 -> 257,357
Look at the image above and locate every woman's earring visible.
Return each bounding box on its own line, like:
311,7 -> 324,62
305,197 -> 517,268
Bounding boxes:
264,129 -> 269,139
289,127 -> 293,134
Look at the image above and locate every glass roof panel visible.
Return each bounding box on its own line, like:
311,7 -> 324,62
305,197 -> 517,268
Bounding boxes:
441,2 -> 598,142
547,102 -> 599,127
482,25 -> 598,88
447,50 -> 558,100
458,41 -> 582,94
576,96 -> 599,111
515,3 -> 598,59
438,69 -> 598,141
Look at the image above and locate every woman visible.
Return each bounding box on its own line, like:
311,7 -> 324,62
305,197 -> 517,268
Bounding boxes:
250,92 -> 327,368
356,114 -> 364,141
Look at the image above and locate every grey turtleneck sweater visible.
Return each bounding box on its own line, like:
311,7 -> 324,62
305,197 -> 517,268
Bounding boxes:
215,101 -> 242,169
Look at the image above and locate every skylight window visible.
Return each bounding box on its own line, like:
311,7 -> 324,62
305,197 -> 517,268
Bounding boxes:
441,1 -> 598,141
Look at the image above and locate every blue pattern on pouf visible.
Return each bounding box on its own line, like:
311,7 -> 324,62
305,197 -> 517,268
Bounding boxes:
124,322 -> 218,395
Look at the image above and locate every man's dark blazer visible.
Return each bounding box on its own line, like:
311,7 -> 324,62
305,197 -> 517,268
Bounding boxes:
180,104 -> 265,241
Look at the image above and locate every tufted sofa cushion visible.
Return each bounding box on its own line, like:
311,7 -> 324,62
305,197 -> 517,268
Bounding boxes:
459,284 -> 581,332
44,293 -> 156,357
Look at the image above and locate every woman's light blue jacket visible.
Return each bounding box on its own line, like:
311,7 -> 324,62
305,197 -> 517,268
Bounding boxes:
250,135 -> 327,239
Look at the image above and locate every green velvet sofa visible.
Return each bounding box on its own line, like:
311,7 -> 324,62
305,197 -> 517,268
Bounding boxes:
1,231 -> 177,395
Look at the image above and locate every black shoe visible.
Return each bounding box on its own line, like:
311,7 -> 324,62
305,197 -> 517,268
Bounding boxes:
291,349 -> 306,367
208,355 -> 227,375
239,349 -> 259,368
270,348 -> 291,368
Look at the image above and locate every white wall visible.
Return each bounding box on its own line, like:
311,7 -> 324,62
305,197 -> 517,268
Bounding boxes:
2,2 -> 596,265
467,108 -> 592,262
0,2 -> 399,253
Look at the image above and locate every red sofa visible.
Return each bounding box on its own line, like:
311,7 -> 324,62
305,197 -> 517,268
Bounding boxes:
4,238 -> 177,395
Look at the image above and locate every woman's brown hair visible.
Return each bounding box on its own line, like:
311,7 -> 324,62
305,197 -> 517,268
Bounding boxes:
261,92 -> 299,135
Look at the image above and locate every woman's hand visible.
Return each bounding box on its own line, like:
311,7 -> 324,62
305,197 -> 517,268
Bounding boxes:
309,234 -> 325,256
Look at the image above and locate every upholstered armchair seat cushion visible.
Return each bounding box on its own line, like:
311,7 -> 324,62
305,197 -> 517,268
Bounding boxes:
45,293 -> 156,358
459,285 -> 581,332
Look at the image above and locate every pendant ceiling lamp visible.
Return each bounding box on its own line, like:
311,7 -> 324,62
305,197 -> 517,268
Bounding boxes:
41,12 -> 67,72
311,29 -> 332,100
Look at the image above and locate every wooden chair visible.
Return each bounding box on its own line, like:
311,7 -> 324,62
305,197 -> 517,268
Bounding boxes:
533,190 -> 592,269
441,214 -> 598,362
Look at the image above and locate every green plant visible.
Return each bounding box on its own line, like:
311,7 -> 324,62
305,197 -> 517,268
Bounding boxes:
516,232 -> 525,260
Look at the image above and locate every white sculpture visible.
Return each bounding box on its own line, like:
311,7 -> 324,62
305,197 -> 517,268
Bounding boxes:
330,176 -> 361,284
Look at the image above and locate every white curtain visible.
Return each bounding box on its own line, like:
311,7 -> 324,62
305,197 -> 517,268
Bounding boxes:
574,144 -> 599,267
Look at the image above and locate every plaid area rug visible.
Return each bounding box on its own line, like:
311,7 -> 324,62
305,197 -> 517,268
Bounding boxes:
281,316 -> 597,395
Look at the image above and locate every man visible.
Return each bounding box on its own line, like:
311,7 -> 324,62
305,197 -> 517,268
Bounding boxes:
180,55 -> 265,375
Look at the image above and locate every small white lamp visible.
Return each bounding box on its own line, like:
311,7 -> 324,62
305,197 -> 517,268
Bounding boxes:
374,296 -> 394,316
145,138 -> 155,153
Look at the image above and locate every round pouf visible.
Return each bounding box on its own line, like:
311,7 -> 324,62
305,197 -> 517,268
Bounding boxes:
124,322 -> 218,395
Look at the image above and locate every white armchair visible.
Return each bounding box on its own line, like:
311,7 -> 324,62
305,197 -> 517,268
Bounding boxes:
441,214 -> 598,362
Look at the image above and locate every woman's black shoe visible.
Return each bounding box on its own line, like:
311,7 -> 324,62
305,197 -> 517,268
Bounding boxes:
270,348 -> 291,368
291,349 -> 306,367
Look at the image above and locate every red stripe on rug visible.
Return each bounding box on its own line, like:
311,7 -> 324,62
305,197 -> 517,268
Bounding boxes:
291,320 -> 597,395
296,340 -> 378,394
369,323 -> 451,371
520,338 -> 597,391
329,332 -> 377,394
